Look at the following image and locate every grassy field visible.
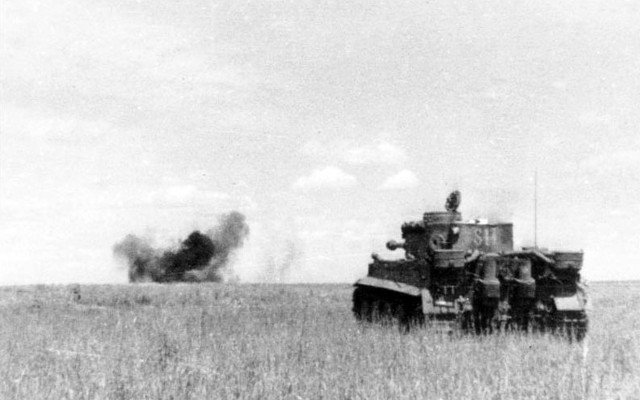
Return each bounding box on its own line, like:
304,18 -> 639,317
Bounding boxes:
0,281 -> 638,400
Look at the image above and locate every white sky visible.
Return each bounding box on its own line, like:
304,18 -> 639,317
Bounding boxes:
1,0 -> 639,284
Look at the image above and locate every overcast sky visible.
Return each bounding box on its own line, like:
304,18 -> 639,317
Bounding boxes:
1,0 -> 639,284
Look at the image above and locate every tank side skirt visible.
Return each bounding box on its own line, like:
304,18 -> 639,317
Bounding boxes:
352,283 -> 424,329
354,276 -> 422,297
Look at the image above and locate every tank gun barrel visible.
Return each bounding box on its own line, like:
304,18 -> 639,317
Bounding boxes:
386,240 -> 405,251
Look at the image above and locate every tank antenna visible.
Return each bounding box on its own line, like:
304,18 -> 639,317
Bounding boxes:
534,169 -> 538,249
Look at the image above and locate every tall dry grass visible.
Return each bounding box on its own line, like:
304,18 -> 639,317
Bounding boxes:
0,282 -> 638,399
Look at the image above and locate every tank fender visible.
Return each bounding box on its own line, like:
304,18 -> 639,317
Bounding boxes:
553,295 -> 585,311
354,276 -> 421,297
577,283 -> 592,311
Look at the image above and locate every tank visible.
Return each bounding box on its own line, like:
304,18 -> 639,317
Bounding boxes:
352,191 -> 589,340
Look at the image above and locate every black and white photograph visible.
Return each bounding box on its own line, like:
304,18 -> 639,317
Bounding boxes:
1,0 -> 639,398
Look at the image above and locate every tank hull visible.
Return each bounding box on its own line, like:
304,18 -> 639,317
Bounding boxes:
353,275 -> 589,339
353,193 -> 589,340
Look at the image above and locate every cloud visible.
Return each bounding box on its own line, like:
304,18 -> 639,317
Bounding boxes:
1,105 -> 113,146
578,111 -> 613,126
1,0 -> 257,122
292,166 -> 357,191
146,185 -> 232,207
551,80 -> 568,91
301,138 -> 407,166
379,170 -> 419,190
581,150 -> 640,173
345,141 -> 406,165
162,185 -> 199,205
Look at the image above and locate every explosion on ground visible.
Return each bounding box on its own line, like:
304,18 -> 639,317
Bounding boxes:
113,211 -> 249,283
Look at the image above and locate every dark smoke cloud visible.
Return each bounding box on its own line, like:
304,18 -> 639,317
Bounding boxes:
113,211 -> 249,283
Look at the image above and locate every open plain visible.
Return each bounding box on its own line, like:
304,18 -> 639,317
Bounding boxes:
1,281 -> 638,400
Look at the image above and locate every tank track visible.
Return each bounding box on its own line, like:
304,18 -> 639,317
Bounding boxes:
532,310 -> 588,342
353,286 -> 588,340
352,286 -> 423,330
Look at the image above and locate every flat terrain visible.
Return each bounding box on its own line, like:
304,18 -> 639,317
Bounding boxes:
1,281 -> 638,399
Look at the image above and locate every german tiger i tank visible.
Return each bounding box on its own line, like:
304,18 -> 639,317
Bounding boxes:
353,191 -> 589,340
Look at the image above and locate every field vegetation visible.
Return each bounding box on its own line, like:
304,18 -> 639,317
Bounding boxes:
1,281 -> 638,399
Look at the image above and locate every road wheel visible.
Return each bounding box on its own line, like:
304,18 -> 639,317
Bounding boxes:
361,299 -> 373,322
352,288 -> 363,320
380,301 -> 394,326
459,310 -> 474,334
395,302 -> 409,332
371,300 -> 382,322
